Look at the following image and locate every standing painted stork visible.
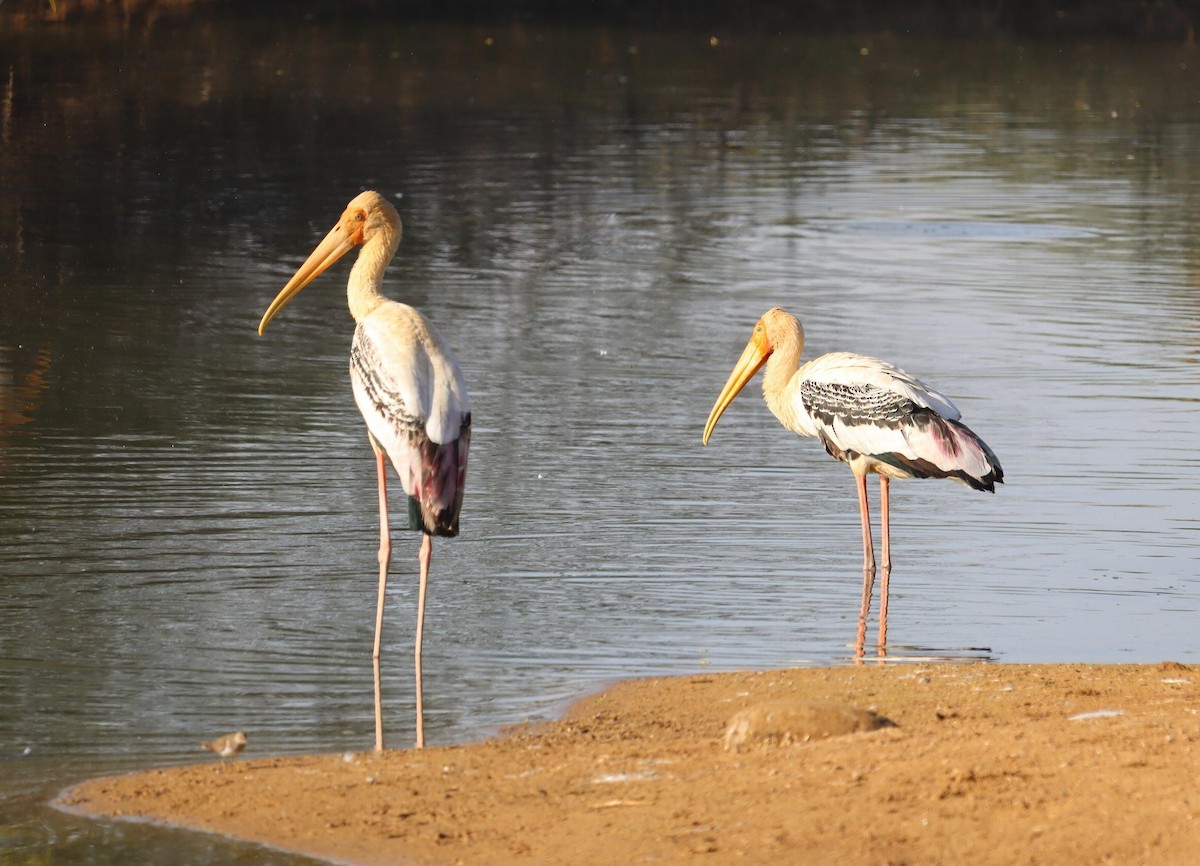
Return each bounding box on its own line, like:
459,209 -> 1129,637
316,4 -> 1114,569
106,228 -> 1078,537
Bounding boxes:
702,308 -> 1001,646
258,190 -> 470,751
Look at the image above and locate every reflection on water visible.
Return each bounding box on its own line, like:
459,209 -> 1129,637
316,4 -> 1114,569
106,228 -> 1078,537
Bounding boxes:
2,12 -> 1199,865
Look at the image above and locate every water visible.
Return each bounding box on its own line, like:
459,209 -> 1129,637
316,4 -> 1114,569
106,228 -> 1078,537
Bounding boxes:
2,11 -> 1199,864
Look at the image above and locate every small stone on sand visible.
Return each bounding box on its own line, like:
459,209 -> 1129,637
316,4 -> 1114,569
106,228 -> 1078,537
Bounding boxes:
723,701 -> 895,751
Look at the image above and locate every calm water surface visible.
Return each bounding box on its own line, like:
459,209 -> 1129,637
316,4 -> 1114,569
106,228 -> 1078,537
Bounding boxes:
1,12 -> 1199,864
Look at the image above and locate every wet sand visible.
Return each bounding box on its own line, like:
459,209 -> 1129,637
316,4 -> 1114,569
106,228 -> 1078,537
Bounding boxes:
58,663 -> 1200,866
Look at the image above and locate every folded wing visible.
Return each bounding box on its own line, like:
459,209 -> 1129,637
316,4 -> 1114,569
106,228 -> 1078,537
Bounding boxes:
350,304 -> 471,536
798,353 -> 1002,491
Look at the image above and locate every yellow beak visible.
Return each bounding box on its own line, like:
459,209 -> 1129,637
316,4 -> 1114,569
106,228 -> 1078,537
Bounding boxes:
702,336 -> 769,445
258,221 -> 358,335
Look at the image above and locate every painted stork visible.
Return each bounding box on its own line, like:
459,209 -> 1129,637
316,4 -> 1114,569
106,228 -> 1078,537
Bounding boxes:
258,190 -> 470,751
702,307 -> 1001,645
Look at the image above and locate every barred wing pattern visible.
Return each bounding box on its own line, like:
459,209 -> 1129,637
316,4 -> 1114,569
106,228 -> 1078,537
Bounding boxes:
798,353 -> 1002,492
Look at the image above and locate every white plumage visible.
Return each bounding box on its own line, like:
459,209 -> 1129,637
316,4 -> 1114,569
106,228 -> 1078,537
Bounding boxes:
351,305 -> 470,534
783,351 -> 998,490
353,307 -> 469,443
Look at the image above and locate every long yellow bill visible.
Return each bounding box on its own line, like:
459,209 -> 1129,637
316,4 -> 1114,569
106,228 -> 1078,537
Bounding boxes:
702,336 -> 770,445
258,221 -> 358,335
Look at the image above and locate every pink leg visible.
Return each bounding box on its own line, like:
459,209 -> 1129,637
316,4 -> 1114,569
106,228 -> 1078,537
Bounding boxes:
854,471 -> 876,659
854,570 -> 873,664
415,532 -> 432,749
878,476 -> 891,649
879,476 -> 892,573
371,442 -> 391,753
855,471 -> 876,573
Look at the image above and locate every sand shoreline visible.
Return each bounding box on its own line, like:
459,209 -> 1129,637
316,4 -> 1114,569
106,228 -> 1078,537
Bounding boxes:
58,663 -> 1200,866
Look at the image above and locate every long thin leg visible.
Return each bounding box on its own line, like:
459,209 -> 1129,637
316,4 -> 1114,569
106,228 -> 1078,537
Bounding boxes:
855,568 -> 874,664
855,471 -> 876,573
879,476 -> 892,573
854,470 -> 876,660
371,443 -> 391,754
415,532 -> 432,749
878,476 -> 891,650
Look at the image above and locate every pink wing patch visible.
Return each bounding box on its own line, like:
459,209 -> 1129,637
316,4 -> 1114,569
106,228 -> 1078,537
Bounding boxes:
408,417 -> 471,537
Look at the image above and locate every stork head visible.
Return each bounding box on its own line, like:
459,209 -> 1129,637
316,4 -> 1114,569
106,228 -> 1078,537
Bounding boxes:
258,191 -> 402,334
702,308 -> 803,445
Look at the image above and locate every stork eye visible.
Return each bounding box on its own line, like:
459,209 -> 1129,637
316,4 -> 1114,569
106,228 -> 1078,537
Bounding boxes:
355,211 -> 366,222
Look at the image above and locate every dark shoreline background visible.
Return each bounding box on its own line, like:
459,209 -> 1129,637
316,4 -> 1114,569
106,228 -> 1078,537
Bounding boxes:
2,0 -> 1198,41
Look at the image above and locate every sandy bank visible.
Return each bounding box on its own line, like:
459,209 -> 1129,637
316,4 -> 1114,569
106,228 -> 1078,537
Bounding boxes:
58,663 -> 1200,865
